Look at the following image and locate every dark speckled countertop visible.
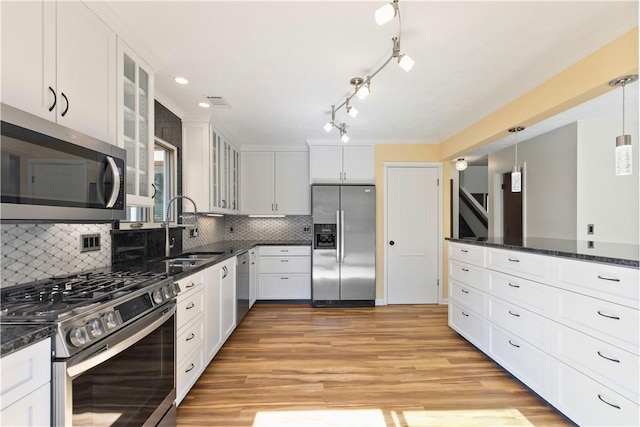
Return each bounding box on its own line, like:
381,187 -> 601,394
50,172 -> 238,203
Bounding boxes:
446,237 -> 639,268
1,240 -> 311,356
1,324 -> 55,357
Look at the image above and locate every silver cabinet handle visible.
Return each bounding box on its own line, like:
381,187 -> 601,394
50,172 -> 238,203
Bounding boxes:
508,340 -> 520,348
185,333 -> 195,341
280,277 -> 289,280
280,259 -> 289,262
461,289 -> 469,294
597,275 -> 620,282
597,351 -> 620,363
508,310 -> 520,317
508,258 -> 520,263
598,394 -> 621,410
461,268 -> 469,272
597,310 -> 620,320
186,282 -> 195,289
185,363 -> 195,373
461,249 -> 468,253
461,311 -> 469,317
185,302 -> 195,310
508,283 -> 520,288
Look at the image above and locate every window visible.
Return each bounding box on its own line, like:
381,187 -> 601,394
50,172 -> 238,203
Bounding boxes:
123,138 -> 176,227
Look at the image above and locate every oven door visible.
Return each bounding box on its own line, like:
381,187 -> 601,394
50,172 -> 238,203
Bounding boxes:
53,303 -> 176,427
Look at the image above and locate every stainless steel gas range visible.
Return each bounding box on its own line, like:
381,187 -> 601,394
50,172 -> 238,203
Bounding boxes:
1,270 -> 180,426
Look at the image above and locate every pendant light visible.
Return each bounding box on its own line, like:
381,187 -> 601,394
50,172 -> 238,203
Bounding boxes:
609,74 -> 638,176
508,126 -> 525,193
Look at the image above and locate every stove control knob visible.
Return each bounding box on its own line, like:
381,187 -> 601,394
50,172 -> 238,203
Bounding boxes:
69,327 -> 90,348
87,319 -> 104,339
152,289 -> 165,305
163,285 -> 173,299
172,282 -> 181,295
103,311 -> 119,330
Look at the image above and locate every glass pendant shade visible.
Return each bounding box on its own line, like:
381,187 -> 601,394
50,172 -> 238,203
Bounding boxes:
398,54 -> 415,72
341,133 -> 349,143
375,3 -> 396,25
356,85 -> 370,100
324,122 -> 333,132
615,135 -> 632,176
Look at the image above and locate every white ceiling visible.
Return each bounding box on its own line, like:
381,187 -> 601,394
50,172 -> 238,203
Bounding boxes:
97,1 -> 638,150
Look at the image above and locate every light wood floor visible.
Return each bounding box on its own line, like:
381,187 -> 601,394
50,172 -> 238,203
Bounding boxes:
177,304 -> 572,427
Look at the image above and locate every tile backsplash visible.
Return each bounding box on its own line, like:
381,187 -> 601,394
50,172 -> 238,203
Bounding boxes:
225,216 -> 312,241
1,223 -> 111,287
182,215 -> 226,250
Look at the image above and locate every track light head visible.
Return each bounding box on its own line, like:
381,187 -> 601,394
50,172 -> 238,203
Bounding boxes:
346,99 -> 358,118
339,124 -> 349,143
375,0 -> 398,26
324,122 -> 333,132
355,76 -> 371,100
397,54 -> 414,72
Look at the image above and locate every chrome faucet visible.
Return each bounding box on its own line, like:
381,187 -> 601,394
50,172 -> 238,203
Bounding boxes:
165,195 -> 198,257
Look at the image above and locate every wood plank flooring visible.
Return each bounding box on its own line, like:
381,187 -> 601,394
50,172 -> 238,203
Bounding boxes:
177,304 -> 572,427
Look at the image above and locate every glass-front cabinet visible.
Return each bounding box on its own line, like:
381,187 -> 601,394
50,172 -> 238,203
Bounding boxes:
210,129 -> 239,213
118,39 -> 154,207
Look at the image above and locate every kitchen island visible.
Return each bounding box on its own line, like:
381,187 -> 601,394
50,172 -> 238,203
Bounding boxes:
446,237 -> 639,427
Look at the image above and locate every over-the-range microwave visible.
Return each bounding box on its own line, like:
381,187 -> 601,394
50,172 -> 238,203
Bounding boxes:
1,104 -> 126,221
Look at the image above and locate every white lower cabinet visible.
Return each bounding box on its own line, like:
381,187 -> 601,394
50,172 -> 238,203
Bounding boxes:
448,241 -> 640,426
0,338 -> 51,427
175,272 -> 205,405
220,257 -> 237,340
249,248 -> 258,308
204,265 -> 223,364
258,246 -> 311,300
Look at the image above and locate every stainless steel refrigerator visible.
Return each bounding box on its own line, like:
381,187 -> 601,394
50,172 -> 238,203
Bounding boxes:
311,185 -> 375,307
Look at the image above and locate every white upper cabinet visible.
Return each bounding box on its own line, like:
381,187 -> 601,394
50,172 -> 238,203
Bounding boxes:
309,145 -> 375,184
117,39 -> 154,207
211,131 -> 239,213
241,151 -> 310,215
1,0 -> 117,144
182,121 -> 211,212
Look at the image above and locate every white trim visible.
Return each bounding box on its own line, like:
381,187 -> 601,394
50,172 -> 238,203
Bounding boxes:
440,298 -> 449,305
154,90 -> 186,119
375,298 -> 386,306
383,162 -> 443,305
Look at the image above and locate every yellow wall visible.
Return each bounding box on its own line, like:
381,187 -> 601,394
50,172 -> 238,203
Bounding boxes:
375,28 -> 637,305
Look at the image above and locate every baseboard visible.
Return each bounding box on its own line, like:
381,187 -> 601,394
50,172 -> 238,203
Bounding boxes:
440,298 -> 449,305
375,298 -> 386,306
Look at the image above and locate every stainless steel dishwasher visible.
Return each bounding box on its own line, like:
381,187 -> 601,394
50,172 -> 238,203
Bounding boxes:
236,251 -> 250,323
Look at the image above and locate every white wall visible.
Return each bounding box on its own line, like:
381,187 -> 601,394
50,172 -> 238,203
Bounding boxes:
576,118 -> 639,244
460,166 -> 488,194
488,123 -> 577,239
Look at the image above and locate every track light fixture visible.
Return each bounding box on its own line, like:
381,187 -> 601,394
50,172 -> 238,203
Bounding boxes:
322,0 -> 413,142
375,0 -> 399,26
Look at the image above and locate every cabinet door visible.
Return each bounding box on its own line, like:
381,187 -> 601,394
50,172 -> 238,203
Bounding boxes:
1,0 -> 56,121
0,383 -> 50,427
342,146 -> 375,184
183,121 -> 210,211
56,1 -> 116,144
221,259 -> 237,340
309,145 -> 343,184
231,147 -> 240,212
210,131 -> 221,210
274,151 -> 310,214
117,39 -> 154,206
205,265 -> 223,363
240,152 -> 275,214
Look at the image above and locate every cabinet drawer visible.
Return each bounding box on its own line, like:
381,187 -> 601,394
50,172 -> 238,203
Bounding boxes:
177,317 -> 205,363
448,243 -> 485,267
554,360 -> 640,427
488,271 -> 552,316
176,345 -> 204,406
553,288 -> 639,354
258,274 -> 310,299
0,382 -> 50,427
175,272 -> 204,296
487,324 -> 551,397
449,280 -> 485,314
553,258 -> 639,309
487,248 -> 552,283
449,261 -> 487,291
449,300 -> 484,350
259,256 -> 310,274
259,246 -> 310,256
487,296 -> 551,351
177,289 -> 204,330
553,324 -> 639,402
0,338 -> 51,410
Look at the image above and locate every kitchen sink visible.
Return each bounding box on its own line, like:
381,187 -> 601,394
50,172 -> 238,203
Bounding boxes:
164,251 -> 226,266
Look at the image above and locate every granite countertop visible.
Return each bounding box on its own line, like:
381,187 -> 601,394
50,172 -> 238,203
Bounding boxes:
446,237 -> 639,268
1,324 -> 55,357
112,239 -> 312,281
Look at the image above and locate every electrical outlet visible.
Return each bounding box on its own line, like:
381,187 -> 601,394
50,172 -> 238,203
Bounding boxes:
303,227 -> 310,233
229,226 -> 234,233
587,224 -> 594,235
80,234 -> 101,252
588,241 -> 595,248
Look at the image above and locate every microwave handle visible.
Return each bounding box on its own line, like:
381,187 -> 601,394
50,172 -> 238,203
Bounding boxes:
105,156 -> 121,208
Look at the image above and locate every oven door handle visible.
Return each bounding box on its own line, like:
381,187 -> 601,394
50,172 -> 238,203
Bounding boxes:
66,304 -> 175,379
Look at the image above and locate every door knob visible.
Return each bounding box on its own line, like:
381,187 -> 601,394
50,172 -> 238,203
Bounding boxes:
389,241 -> 395,245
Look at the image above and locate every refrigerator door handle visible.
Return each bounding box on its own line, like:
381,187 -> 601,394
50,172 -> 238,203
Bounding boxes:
340,210 -> 345,263
336,210 -> 341,263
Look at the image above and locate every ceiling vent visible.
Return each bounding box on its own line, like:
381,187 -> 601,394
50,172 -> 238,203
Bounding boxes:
206,96 -> 231,108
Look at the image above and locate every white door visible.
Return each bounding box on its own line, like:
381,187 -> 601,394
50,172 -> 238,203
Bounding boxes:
386,166 -> 439,304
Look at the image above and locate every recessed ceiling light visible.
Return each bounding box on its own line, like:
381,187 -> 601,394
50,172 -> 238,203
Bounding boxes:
174,77 -> 189,85
198,102 -> 210,108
